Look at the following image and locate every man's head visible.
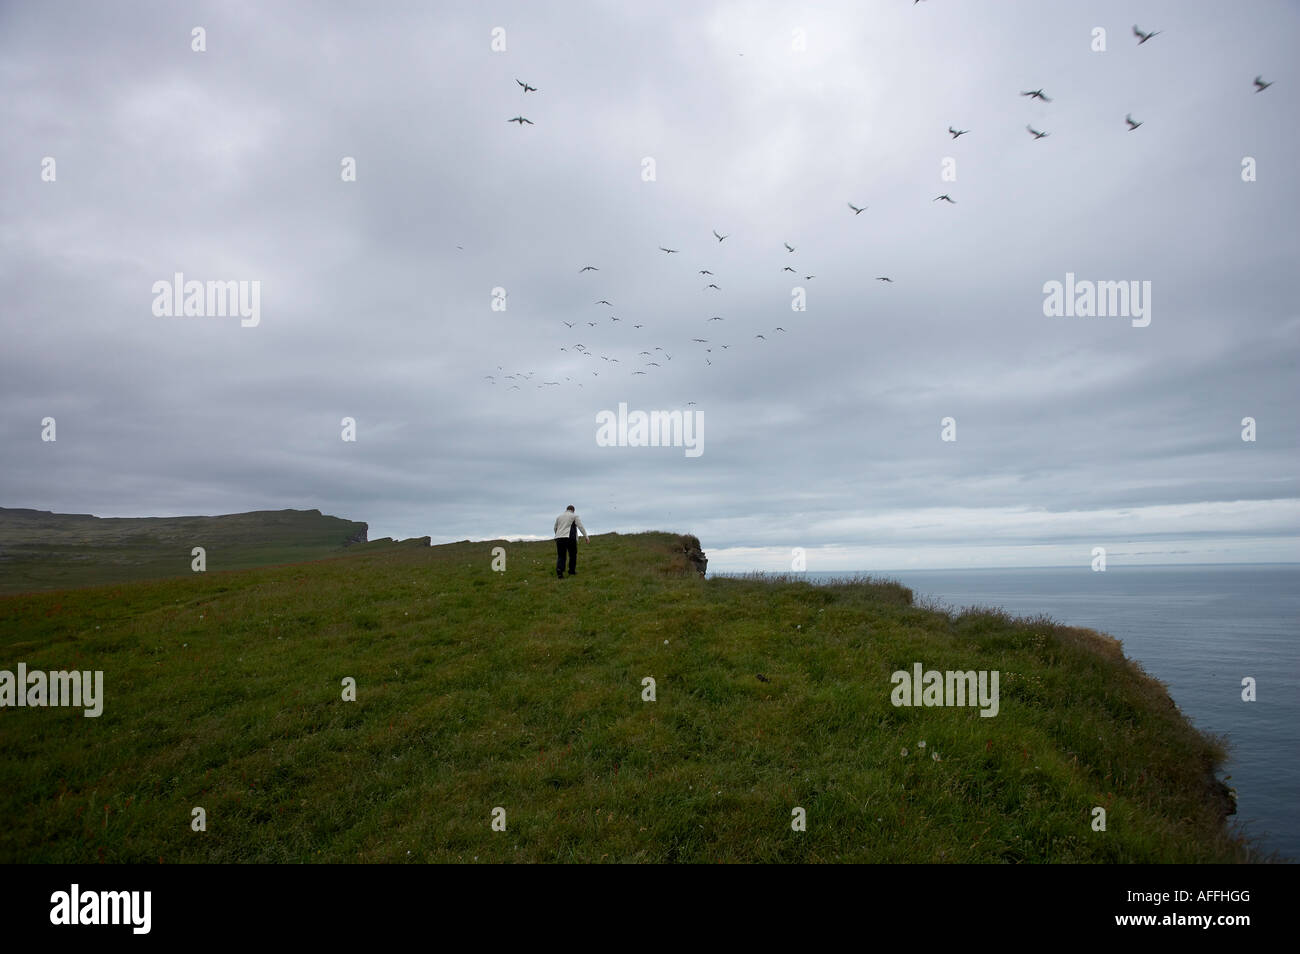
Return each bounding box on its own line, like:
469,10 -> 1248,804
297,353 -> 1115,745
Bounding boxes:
566,505 -> 575,512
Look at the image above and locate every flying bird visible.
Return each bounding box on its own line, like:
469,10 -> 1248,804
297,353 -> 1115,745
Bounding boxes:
659,246 -> 679,254
1254,75 -> 1273,92
633,323 -> 644,328
783,266 -> 796,273
1026,125 -> 1049,139
562,321 -> 574,328
775,327 -> 786,332
647,362 -> 660,367
713,230 -> 728,242
706,283 -> 720,290
596,300 -> 612,305
804,275 -> 815,280
508,116 -> 534,125
708,316 -> 724,321
784,243 -> 796,252
516,79 -> 537,92
632,371 -> 646,375
1125,114 -> 1142,130
580,266 -> 598,272
934,194 -> 956,203
587,321 -> 598,327
754,334 -> 766,340
847,203 -> 867,214
948,126 -> 969,139
1132,25 -> 1160,44
876,276 -> 893,282
692,338 -> 709,343
1020,89 -> 1051,102
699,269 -> 714,275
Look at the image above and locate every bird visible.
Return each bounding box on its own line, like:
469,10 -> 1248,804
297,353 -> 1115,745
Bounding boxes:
699,269 -> 714,275
706,283 -> 720,290
775,327 -> 786,332
784,242 -> 796,252
686,401 -> 696,406
610,316 -> 620,322
516,79 -> 537,92
1125,114 -> 1142,131
847,202 -> 867,214
1254,75 -> 1273,92
1020,89 -> 1051,102
934,193 -> 956,203
720,344 -> 729,350
640,351 -> 652,356
1026,125 -> 1049,139
804,275 -> 815,280
632,371 -> 646,375
659,246 -> 679,254
633,324 -> 643,328
708,316 -> 724,321
692,338 -> 709,343
1132,25 -> 1160,44
508,116 -> 534,125
562,321 -> 574,328
782,266 -> 796,273
647,362 -> 660,367
587,321 -> 598,327
713,230 -> 728,242
948,126 -> 969,139
596,300 -> 612,305
580,266 -> 598,272
876,276 -> 893,282
754,334 -> 766,340
706,358 -> 711,366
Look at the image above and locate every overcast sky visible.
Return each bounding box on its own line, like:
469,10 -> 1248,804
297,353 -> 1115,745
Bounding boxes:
3,0 -> 1297,571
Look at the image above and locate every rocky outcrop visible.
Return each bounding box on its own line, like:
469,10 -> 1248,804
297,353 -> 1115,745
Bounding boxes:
681,534 -> 707,576
343,524 -> 368,546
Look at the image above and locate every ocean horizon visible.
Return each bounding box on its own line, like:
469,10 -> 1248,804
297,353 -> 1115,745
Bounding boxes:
712,562 -> 1299,861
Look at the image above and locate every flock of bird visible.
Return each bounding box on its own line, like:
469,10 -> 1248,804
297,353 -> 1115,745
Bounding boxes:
484,22 -> 1273,393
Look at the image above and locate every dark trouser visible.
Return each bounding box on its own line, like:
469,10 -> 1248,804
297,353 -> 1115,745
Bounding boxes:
555,536 -> 577,576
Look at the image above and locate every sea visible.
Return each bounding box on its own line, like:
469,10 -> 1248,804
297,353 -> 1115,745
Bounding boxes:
715,563 -> 1299,860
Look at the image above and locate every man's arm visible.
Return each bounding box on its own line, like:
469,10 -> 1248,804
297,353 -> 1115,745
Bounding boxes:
554,516 -> 562,536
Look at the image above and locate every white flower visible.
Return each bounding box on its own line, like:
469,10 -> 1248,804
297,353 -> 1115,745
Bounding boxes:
918,740 -> 926,749
901,748 -> 909,757
931,751 -> 940,762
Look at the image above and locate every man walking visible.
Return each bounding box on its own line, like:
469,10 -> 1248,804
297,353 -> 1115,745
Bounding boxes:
553,505 -> 589,578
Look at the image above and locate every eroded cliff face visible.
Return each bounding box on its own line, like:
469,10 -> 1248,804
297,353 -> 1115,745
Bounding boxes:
343,525 -> 368,546
681,534 -> 707,576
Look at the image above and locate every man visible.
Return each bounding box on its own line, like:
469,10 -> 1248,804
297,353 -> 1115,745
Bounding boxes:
553,505 -> 589,578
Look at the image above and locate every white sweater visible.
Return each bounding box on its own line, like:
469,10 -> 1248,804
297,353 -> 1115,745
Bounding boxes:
553,511 -> 588,539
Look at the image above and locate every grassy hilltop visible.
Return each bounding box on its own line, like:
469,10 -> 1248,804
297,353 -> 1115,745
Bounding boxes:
0,507 -> 370,595
0,530 -> 1251,863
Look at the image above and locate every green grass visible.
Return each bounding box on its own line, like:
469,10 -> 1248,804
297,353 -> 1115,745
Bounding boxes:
0,507 -> 369,595
0,531 -> 1256,863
